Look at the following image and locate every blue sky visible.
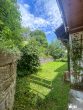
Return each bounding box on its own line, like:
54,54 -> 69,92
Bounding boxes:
18,0 -> 63,43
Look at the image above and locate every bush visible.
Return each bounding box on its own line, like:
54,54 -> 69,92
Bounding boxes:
0,1 -> 22,54
56,58 -> 67,62
47,40 -> 67,60
17,39 -> 40,76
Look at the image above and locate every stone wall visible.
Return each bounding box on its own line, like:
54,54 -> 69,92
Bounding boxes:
39,57 -> 54,64
0,53 -> 17,110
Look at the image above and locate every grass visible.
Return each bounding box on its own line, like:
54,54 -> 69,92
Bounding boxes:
14,62 -> 70,110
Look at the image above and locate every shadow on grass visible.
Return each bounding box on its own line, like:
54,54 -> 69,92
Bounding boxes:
54,63 -> 67,73
14,62 -> 70,110
39,65 -> 70,110
37,64 -> 70,110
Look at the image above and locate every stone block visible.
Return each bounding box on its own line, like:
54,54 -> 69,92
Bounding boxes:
0,53 -> 17,110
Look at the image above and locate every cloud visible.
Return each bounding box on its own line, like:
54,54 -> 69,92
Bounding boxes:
18,0 -> 62,31
18,0 -> 62,43
19,3 -> 50,30
34,0 -> 63,30
24,4 -> 30,8
45,31 -> 51,35
45,0 -> 63,28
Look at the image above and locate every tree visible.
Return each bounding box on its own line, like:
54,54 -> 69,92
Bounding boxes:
21,28 -> 48,57
21,27 -> 31,39
47,40 -> 66,59
0,0 -> 22,54
30,30 -> 48,48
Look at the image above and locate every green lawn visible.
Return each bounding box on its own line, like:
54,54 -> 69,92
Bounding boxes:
14,62 -> 70,110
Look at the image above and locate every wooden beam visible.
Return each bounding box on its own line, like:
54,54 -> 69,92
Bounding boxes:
56,0 -> 83,33
69,26 -> 83,34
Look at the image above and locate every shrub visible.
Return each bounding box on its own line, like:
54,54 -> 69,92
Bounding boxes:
0,1 -> 22,54
17,39 -> 40,75
47,40 -> 67,60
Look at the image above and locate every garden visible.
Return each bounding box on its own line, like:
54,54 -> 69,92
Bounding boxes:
0,1 -> 70,110
14,62 -> 70,110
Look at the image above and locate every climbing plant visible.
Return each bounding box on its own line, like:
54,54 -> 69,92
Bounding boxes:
71,38 -> 83,82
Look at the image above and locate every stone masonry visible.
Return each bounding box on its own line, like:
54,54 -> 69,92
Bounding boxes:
39,57 -> 54,64
0,53 -> 17,110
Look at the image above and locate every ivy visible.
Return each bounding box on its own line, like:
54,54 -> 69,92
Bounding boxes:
71,39 -> 83,80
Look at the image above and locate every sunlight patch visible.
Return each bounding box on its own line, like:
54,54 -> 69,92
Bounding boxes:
30,82 -> 51,99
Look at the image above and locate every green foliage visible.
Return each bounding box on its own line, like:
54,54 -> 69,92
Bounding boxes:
21,27 -> 31,39
17,28 -> 49,76
47,40 -> 67,59
71,39 -> 82,76
21,28 -> 48,57
14,62 -> 70,110
17,39 -> 40,76
0,0 -> 22,54
14,76 -> 43,110
30,30 -> 48,48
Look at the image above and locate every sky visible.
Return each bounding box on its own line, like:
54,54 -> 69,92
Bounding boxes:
18,0 -> 63,43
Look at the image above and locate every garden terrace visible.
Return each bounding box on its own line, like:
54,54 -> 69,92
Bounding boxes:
14,62 -> 70,110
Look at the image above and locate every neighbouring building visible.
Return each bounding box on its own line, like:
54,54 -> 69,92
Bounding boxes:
56,0 -> 83,83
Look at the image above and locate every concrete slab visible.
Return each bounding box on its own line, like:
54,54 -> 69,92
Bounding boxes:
68,89 -> 83,110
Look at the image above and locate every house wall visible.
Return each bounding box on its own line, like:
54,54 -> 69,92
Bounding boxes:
0,53 -> 17,110
69,31 -> 83,83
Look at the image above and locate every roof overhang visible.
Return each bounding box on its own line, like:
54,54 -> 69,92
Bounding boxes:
55,24 -> 69,48
57,0 -> 83,33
